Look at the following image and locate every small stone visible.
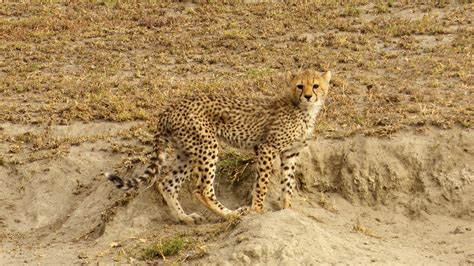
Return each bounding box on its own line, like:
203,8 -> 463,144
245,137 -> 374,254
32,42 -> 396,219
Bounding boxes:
231,253 -> 238,260
297,33 -> 316,43
240,254 -> 251,264
275,43 -> 287,49
110,242 -> 121,248
451,226 -> 464,234
244,244 -> 263,258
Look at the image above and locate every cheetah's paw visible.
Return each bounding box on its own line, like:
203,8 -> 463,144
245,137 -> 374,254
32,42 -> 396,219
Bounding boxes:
225,206 -> 250,221
180,213 -> 204,225
235,206 -> 251,215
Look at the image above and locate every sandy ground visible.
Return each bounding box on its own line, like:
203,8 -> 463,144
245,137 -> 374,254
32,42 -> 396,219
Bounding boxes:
1,122 -> 472,264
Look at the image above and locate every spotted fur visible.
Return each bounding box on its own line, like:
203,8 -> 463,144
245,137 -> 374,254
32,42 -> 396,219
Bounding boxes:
106,69 -> 331,224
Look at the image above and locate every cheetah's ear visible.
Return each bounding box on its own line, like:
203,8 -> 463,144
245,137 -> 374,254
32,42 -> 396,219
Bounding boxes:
286,71 -> 295,80
323,71 -> 331,83
284,71 -> 296,86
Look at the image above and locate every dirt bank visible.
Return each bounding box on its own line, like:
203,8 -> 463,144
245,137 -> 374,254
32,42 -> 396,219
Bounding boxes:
1,123 -> 472,264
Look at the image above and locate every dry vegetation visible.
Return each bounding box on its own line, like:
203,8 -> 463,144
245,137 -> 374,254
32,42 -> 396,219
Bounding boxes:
1,2 -> 472,158
0,1 -> 473,263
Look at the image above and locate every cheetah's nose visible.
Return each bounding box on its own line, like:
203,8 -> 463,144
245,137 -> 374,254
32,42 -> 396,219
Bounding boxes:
304,95 -> 312,101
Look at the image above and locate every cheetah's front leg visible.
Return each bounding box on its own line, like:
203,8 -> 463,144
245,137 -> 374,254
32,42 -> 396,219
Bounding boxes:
280,149 -> 300,209
251,144 -> 277,212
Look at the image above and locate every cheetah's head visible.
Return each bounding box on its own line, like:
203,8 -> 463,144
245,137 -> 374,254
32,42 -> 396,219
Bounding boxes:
287,69 -> 331,107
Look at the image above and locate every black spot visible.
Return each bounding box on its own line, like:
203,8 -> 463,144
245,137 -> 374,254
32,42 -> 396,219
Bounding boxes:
107,174 -> 124,188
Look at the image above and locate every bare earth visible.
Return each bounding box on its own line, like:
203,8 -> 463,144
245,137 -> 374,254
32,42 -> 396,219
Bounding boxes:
0,2 -> 473,265
1,123 -> 472,264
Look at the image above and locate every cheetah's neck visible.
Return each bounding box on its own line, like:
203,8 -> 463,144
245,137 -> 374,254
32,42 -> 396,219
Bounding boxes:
301,99 -> 324,136
307,99 -> 324,119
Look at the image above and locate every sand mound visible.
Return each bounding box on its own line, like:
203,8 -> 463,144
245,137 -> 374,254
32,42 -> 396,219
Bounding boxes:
202,210 -> 454,265
300,128 -> 473,217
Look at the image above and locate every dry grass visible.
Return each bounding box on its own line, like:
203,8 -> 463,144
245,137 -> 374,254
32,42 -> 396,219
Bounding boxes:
0,3 -> 472,156
351,219 -> 381,239
216,149 -> 253,183
142,235 -> 189,260
1,3 -> 471,138
110,217 -> 244,263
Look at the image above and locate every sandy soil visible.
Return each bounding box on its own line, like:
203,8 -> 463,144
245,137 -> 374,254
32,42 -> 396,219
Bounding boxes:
1,123 -> 472,264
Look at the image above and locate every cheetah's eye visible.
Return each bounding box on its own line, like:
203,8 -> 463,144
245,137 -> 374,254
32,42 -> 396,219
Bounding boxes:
296,85 -> 304,90
313,84 -> 319,89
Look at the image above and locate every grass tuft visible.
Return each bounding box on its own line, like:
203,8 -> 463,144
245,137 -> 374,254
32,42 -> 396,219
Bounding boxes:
142,236 -> 188,260
351,220 -> 380,238
217,150 -> 253,183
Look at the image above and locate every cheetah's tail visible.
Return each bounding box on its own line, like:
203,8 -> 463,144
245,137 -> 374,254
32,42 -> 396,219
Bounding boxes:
105,159 -> 161,191
105,123 -> 172,191
105,132 -> 170,191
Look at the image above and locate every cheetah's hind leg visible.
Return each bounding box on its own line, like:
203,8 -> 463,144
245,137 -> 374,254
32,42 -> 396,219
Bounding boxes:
157,151 -> 204,224
189,139 -> 250,220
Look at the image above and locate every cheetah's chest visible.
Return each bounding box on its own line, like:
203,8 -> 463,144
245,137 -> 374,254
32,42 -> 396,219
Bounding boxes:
298,101 -> 324,140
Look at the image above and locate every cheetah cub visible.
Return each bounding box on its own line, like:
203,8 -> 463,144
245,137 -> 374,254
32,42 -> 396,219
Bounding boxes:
106,69 -> 331,224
